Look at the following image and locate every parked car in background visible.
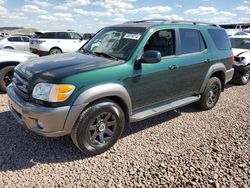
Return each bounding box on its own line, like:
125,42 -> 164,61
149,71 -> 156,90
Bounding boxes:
7,20 -> 234,155
0,36 -> 30,51
226,29 -> 248,37
230,35 -> 250,85
29,31 -> 90,56
0,49 -> 38,92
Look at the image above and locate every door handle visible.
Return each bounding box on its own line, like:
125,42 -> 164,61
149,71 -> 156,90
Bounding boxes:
168,65 -> 179,70
203,59 -> 210,63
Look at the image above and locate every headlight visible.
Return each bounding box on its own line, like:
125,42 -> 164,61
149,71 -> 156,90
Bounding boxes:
32,83 -> 75,102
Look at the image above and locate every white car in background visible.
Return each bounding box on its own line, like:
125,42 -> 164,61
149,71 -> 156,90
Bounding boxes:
29,31 -> 90,56
230,35 -> 250,85
0,49 -> 38,92
0,36 -> 30,51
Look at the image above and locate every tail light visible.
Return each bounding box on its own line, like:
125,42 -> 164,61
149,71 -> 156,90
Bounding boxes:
230,53 -> 234,65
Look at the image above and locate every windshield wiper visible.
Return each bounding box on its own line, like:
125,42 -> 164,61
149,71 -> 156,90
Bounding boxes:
93,52 -> 119,61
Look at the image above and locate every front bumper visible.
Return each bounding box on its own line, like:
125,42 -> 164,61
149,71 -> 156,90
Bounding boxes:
7,84 -> 72,137
225,68 -> 235,83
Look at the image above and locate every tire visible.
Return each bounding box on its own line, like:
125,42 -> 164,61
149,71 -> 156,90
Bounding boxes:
49,48 -> 62,55
235,71 -> 249,85
0,66 -> 15,93
198,77 -> 222,110
71,100 -> 125,156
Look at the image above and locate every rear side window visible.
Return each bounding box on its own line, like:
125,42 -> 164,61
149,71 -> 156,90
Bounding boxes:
179,29 -> 206,54
39,32 -> 56,39
22,37 -> 29,42
208,29 -> 231,50
57,32 -> 70,39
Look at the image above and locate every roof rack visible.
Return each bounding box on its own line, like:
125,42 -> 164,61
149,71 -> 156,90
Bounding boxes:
124,19 -> 219,27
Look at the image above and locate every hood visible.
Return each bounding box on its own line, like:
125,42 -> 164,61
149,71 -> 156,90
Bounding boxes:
0,49 -> 38,58
232,48 -> 250,56
16,52 -> 122,83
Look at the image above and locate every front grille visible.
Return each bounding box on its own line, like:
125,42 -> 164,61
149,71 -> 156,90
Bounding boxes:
12,72 -> 30,99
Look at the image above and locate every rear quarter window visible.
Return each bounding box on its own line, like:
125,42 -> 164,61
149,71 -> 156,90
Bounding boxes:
208,29 -> 231,50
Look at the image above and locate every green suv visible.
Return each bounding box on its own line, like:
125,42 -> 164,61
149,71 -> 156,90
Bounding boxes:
7,20 -> 234,155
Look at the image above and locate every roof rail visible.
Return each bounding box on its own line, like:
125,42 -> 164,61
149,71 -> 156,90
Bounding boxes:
124,19 -> 219,27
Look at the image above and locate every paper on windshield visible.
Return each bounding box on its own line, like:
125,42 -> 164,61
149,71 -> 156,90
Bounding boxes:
124,33 -> 141,40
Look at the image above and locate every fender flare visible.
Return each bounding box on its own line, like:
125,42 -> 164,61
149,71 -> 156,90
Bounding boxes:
200,62 -> 226,93
74,83 -> 132,115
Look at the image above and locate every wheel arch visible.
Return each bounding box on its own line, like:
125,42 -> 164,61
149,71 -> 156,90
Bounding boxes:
0,61 -> 19,70
200,62 -> 226,93
73,83 -> 132,115
49,47 -> 63,53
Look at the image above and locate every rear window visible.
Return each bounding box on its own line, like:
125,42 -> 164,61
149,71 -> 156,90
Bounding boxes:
39,32 -> 56,39
208,29 -> 231,50
179,29 -> 206,54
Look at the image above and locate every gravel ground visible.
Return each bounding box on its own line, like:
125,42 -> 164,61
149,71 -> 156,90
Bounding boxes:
0,83 -> 249,187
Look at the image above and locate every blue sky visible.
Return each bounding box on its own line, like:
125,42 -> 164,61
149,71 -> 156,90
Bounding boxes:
0,0 -> 250,33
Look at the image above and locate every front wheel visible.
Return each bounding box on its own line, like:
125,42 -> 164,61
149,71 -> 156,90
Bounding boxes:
198,77 -> 222,110
0,66 -> 15,93
71,100 -> 125,156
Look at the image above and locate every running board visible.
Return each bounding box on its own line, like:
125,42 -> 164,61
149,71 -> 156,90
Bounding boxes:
130,95 -> 200,122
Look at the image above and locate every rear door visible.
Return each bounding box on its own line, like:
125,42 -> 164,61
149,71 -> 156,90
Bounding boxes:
171,28 -> 211,97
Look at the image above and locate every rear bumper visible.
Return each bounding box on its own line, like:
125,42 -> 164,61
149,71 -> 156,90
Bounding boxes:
233,64 -> 250,78
30,48 -> 48,56
225,68 -> 234,83
7,84 -> 71,137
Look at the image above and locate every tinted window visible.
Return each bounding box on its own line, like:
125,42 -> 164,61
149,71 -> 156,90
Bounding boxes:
8,37 -> 22,42
230,38 -> 250,50
57,32 -> 70,39
39,32 -> 56,39
208,29 -> 231,50
22,37 -> 29,42
144,29 -> 175,57
179,29 -> 206,54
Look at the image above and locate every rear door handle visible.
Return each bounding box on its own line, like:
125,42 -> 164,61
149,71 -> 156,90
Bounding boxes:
168,65 -> 179,70
203,59 -> 210,63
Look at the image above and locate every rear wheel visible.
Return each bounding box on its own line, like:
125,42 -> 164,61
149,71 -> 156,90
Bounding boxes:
49,48 -> 62,55
236,71 -> 249,85
0,66 -> 15,93
71,100 -> 125,156
198,77 -> 221,110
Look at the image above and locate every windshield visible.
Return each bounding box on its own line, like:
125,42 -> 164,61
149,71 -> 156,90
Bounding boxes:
230,37 -> 250,50
80,27 -> 146,60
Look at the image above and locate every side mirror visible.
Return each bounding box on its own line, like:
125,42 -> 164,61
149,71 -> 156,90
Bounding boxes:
140,50 -> 161,64
83,33 -> 93,40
